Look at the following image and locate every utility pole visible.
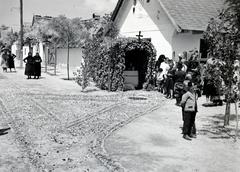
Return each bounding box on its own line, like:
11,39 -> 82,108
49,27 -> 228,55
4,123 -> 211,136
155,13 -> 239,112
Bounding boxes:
19,0 -> 23,67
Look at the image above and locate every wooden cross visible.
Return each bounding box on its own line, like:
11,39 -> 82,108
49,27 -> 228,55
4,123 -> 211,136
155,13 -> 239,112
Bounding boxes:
136,31 -> 143,42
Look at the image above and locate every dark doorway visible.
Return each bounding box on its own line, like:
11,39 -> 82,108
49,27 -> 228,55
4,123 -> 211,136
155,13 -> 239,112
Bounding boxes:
200,39 -> 208,63
124,49 -> 148,89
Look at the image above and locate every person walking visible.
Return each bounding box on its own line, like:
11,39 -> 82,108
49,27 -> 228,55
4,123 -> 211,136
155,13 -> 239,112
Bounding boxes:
23,52 -> 35,79
33,52 -> 42,79
180,82 -> 198,140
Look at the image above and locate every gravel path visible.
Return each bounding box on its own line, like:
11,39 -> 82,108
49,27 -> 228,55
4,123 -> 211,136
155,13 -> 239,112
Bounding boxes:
0,71 -> 164,172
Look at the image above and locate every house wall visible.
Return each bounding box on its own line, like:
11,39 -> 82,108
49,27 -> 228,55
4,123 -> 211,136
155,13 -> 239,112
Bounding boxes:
114,0 -> 205,61
18,46 -> 30,68
11,42 -> 20,67
23,46 -> 30,59
56,48 -> 82,67
116,0 -> 175,58
172,32 -> 203,61
11,43 -> 18,56
32,42 -> 44,58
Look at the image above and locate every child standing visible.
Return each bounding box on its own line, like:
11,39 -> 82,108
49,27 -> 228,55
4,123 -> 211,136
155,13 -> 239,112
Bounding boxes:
180,82 -> 198,140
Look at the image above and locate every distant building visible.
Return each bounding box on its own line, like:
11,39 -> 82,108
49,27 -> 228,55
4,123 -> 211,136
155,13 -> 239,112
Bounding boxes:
111,0 -> 224,60
32,15 -> 53,26
22,14 -> 105,68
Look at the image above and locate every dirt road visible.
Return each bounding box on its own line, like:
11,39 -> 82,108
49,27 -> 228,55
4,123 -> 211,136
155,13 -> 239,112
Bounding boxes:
0,70 -> 164,172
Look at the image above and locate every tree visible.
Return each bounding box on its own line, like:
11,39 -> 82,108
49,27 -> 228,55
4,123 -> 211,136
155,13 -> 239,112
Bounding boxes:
0,25 -> 9,31
226,0 -> 240,17
0,27 -> 19,49
47,15 -> 84,80
204,5 -> 240,125
22,16 -> 83,79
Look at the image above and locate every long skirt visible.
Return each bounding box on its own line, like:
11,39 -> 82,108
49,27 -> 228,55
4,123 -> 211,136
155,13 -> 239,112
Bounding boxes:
34,63 -> 41,76
7,57 -> 15,69
25,63 -> 35,76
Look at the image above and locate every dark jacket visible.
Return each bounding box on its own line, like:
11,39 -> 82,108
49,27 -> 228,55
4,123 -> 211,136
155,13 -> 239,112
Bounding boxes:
33,55 -> 42,76
23,55 -> 35,76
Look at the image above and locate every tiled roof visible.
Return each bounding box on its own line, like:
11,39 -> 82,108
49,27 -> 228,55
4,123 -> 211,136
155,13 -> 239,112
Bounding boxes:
112,0 -> 224,32
158,0 -> 224,31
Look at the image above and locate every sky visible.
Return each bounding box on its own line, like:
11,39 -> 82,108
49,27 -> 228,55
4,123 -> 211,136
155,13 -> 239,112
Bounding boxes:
0,0 -> 118,31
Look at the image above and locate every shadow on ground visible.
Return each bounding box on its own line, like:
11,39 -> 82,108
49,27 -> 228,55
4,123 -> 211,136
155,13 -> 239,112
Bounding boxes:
61,77 -> 75,81
198,114 -> 239,140
0,127 -> 10,136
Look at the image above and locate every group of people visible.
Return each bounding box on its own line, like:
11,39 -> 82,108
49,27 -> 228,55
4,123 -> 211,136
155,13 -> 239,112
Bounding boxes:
155,53 -> 202,103
0,49 -> 16,72
154,53 -> 202,141
1,48 -> 43,80
203,56 -> 224,106
23,52 -> 42,79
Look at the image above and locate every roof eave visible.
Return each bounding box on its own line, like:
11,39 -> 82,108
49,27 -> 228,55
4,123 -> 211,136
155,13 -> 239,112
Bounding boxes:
158,0 -> 182,32
111,0 -> 125,21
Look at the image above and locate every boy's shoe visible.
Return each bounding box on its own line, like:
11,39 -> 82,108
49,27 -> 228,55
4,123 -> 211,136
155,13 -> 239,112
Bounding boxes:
189,134 -> 197,138
0,127 -> 10,133
183,135 -> 192,140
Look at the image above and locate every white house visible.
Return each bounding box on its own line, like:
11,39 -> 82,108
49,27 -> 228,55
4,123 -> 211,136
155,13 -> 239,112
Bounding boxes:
111,0 -> 224,60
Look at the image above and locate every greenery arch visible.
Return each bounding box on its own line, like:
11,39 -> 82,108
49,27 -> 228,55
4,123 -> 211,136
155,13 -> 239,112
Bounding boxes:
122,39 -> 157,90
75,37 -> 157,91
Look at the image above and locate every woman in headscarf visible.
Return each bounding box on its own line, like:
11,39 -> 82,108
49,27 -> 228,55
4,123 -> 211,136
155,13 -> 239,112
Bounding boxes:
33,52 -> 42,79
7,51 -> 16,72
23,52 -> 35,79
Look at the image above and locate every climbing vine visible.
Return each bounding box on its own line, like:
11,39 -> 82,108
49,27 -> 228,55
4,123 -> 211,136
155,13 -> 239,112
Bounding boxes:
75,37 -> 156,91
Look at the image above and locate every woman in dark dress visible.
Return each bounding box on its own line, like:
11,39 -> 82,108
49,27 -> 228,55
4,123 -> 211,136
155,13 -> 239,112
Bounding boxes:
23,52 -> 35,79
33,52 -> 42,79
7,51 -> 16,72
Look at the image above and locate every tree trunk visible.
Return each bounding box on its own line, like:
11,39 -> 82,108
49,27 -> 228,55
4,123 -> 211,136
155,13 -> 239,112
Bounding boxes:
19,0 -> 23,68
54,44 -> 57,75
224,101 -> 231,126
234,102 -> 239,141
224,84 -> 232,126
67,38 -> 70,80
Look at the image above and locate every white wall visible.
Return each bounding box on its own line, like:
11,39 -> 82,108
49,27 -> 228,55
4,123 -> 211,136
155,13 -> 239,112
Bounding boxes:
23,46 -> 30,59
172,32 -> 202,61
114,0 -> 205,61
32,42 -> 44,57
11,42 -> 20,67
11,42 -> 18,56
56,48 -> 82,67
